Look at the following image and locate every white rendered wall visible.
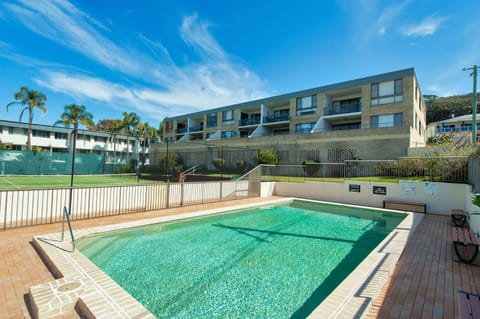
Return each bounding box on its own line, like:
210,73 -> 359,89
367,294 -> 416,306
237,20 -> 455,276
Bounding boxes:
273,181 -> 471,215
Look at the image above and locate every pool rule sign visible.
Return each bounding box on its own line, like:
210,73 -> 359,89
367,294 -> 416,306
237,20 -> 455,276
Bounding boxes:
349,184 -> 361,192
373,186 -> 387,195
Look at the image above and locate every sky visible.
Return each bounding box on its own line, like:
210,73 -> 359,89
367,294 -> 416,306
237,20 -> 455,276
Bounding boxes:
0,0 -> 478,129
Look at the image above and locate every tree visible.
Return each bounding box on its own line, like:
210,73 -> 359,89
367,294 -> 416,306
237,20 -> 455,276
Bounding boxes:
97,119 -> 123,163
425,93 -> 473,123
136,122 -> 158,166
6,86 -> 47,151
121,112 -> 140,162
54,104 -> 94,152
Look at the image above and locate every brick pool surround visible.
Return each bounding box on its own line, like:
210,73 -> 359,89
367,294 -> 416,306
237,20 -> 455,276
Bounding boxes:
30,198 -> 421,318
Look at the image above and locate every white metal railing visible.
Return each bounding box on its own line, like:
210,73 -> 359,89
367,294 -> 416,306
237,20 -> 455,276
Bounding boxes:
0,180 -> 254,231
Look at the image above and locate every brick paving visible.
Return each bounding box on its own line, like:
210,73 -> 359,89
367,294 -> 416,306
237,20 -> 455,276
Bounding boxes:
1,197 -> 478,318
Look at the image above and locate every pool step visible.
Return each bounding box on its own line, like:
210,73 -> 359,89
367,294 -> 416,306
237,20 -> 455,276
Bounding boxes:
30,235 -> 155,319
29,277 -> 85,318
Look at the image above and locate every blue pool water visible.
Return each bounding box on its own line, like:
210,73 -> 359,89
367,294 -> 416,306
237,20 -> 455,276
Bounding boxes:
77,200 -> 405,318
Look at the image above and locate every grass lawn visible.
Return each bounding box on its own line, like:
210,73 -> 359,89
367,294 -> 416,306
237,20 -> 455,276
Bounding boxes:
0,174 -> 157,190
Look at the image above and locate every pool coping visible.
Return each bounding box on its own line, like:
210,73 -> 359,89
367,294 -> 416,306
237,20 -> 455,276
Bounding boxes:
30,197 -> 422,318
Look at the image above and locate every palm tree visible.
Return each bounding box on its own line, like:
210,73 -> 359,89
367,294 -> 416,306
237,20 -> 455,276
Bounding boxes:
99,119 -> 123,164
6,86 -> 47,151
121,112 -> 140,163
136,122 -> 157,166
54,104 -> 94,152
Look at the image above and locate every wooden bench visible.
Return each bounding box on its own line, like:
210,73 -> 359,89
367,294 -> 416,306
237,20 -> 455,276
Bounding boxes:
383,199 -> 426,213
452,209 -> 468,227
458,291 -> 480,319
452,227 -> 479,264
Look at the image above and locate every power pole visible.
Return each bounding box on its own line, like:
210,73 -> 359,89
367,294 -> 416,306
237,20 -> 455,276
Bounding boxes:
463,65 -> 478,143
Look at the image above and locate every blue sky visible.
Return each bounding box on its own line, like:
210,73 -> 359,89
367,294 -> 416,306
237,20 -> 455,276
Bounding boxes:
0,0 -> 478,129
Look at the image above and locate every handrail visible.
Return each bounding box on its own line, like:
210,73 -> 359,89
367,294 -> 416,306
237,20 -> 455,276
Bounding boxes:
179,163 -> 200,183
61,206 -> 75,252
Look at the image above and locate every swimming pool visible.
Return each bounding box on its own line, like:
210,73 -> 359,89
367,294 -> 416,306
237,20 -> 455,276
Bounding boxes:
76,200 -> 406,318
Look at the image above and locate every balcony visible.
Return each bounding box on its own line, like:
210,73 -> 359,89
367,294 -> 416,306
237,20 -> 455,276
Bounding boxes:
189,125 -> 203,133
435,125 -> 479,134
263,114 -> 290,124
296,107 -> 317,116
176,127 -> 187,134
239,118 -> 261,126
324,102 -> 361,116
295,128 -> 312,134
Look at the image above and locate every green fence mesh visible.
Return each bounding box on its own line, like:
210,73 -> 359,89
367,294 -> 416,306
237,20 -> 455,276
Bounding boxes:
0,150 -> 127,175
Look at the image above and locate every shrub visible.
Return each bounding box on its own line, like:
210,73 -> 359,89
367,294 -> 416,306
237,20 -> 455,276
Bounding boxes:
256,149 -> 278,165
114,164 -> 133,173
236,160 -> 245,171
159,152 -> 183,174
303,160 -> 320,176
426,134 -> 453,145
212,158 -> 226,170
473,194 -> 480,207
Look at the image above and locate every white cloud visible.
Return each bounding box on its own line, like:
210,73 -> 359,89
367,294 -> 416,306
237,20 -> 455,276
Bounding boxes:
402,16 -> 446,36
376,0 -> 411,35
2,0 -> 268,121
180,13 -> 225,60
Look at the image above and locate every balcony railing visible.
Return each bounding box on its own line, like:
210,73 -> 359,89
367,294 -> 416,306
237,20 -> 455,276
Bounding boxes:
239,118 -> 261,126
189,125 -> 203,133
263,114 -> 290,123
435,125 -> 479,133
324,102 -> 361,116
176,127 -> 187,134
295,128 -> 312,134
296,108 -> 317,116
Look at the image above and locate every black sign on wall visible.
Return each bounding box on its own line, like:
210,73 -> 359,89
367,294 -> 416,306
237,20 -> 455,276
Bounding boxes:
373,186 -> 387,195
349,184 -> 361,192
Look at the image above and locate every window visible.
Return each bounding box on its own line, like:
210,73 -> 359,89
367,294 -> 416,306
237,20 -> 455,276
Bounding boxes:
296,95 -> 317,115
371,79 -> 403,105
222,130 -> 235,138
295,122 -> 315,134
222,110 -> 234,125
371,113 -> 403,128
32,130 -> 50,138
8,127 -> 13,134
273,109 -> 289,120
94,136 -> 107,142
207,113 -> 218,127
54,132 -> 67,140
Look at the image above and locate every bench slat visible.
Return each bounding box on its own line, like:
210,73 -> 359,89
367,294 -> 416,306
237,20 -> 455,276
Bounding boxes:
459,292 -> 473,319
471,294 -> 480,318
383,200 -> 426,213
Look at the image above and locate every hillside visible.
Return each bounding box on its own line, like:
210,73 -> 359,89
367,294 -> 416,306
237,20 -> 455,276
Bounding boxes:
425,93 -> 475,123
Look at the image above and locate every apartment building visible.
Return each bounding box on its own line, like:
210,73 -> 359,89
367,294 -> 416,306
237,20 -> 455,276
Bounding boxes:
427,113 -> 480,143
158,68 -> 426,164
0,120 -> 148,164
